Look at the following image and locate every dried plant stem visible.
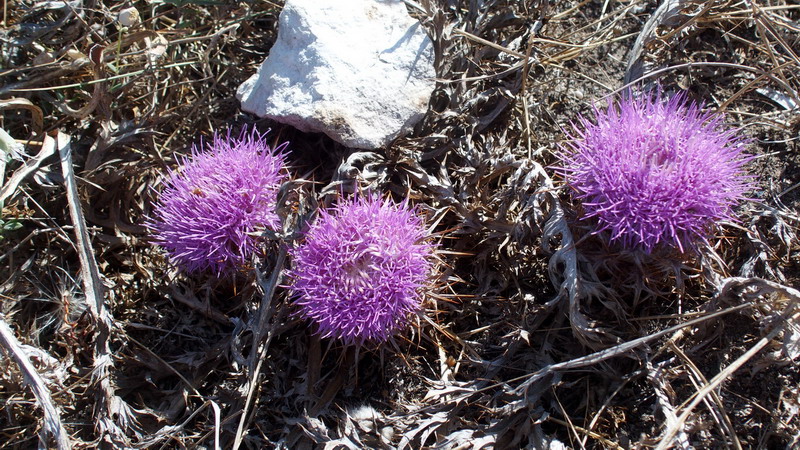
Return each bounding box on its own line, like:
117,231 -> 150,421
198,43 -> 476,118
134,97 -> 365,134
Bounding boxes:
0,317 -> 71,450
580,376 -> 633,448
655,278 -> 800,450
169,285 -> 232,325
547,416 -> 624,450
231,247 -> 287,450
510,294 -> 757,398
0,98 -> 43,134
59,131 -> 134,445
542,171 -> 609,348
667,340 -> 743,450
647,360 -> 692,450
0,131 -> 54,206
616,61 -> 798,104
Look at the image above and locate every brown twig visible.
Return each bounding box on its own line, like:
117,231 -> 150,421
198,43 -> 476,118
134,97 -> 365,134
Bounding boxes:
0,317 -> 71,450
231,247 -> 287,450
655,278 -> 800,449
58,131 -> 136,446
0,133 -> 55,206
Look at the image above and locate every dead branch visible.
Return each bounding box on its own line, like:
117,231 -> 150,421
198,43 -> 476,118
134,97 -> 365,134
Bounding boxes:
58,131 -> 138,446
0,317 -> 71,450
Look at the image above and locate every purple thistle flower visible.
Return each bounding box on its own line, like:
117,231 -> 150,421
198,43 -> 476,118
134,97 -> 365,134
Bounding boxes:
557,91 -> 753,253
148,127 -> 288,275
288,195 -> 435,345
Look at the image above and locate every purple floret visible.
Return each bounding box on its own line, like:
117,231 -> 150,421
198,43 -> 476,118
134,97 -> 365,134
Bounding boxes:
148,127 -> 288,275
288,195 -> 434,345
557,91 -> 753,253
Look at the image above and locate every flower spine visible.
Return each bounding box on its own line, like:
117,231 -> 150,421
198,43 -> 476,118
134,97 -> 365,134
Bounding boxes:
149,128 -> 288,275
289,195 -> 434,344
557,91 -> 753,253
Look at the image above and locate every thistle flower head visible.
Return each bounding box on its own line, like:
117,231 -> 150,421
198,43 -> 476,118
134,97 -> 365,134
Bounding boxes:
288,195 -> 435,345
148,127 -> 288,275
557,91 -> 753,253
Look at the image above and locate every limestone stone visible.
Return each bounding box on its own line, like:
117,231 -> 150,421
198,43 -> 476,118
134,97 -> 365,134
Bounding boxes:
236,0 -> 436,149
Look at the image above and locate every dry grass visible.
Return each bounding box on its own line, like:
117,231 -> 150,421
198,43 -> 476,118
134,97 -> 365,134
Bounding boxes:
0,0 -> 799,448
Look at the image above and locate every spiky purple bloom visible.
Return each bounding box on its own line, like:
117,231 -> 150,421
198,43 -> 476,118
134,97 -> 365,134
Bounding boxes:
148,128 -> 288,275
557,91 -> 752,253
289,195 -> 434,345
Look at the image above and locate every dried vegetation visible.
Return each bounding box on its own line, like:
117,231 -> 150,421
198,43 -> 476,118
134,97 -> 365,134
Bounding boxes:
0,0 -> 799,448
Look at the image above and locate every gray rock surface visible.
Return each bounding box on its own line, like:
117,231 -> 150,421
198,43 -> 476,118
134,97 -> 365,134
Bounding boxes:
236,0 -> 436,149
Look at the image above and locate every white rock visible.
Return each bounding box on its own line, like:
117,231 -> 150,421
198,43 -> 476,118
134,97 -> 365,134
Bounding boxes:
118,7 -> 140,27
236,0 -> 436,149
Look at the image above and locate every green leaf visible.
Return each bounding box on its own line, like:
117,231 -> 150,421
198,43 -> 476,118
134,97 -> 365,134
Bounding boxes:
2,219 -> 22,232
0,128 -> 22,156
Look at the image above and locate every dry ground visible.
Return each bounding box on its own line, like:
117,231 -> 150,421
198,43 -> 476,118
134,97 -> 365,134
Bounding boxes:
1,0 -> 799,448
